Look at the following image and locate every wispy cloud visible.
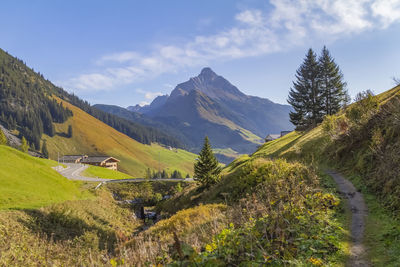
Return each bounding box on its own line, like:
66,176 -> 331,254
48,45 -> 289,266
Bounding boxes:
63,0 -> 400,92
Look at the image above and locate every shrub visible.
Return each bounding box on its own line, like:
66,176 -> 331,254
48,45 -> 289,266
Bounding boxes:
346,91 -> 379,125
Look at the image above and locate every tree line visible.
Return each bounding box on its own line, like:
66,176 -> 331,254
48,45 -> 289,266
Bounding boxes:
288,46 -> 349,129
145,168 -> 189,179
62,93 -> 183,148
0,48 -> 183,152
0,51 -> 72,150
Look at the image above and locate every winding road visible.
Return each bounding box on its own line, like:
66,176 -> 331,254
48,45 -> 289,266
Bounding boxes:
326,170 -> 369,267
55,163 -> 194,184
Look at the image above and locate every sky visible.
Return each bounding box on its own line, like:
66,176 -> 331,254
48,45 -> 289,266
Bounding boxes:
1,0 -> 400,107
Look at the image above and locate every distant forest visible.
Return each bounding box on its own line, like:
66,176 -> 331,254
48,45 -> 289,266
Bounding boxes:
0,49 -> 183,150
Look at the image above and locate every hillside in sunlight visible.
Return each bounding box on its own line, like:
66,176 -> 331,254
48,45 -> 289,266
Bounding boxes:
45,97 -> 196,177
0,145 -> 88,209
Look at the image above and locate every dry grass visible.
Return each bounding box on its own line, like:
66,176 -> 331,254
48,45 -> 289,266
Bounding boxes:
45,97 -> 196,177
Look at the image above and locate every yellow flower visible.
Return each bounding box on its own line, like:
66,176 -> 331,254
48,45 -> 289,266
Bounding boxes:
309,257 -> 323,266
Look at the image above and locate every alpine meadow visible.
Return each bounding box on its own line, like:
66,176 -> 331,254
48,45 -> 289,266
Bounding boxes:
1,1 -> 400,266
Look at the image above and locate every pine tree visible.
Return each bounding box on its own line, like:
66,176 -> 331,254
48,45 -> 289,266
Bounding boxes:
0,128 -> 7,145
319,46 -> 349,115
288,48 -> 323,129
41,139 -> 49,159
20,136 -> 29,153
194,136 -> 221,187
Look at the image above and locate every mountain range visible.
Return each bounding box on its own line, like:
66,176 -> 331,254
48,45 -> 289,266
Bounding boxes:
96,67 -> 293,161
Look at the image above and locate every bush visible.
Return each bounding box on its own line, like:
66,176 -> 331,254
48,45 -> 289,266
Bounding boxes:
346,91 -> 379,125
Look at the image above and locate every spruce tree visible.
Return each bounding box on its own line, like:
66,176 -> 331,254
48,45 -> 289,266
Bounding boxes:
41,139 -> 49,159
194,136 -> 221,187
288,48 -> 324,129
20,136 -> 29,153
319,46 -> 348,115
0,128 -> 7,145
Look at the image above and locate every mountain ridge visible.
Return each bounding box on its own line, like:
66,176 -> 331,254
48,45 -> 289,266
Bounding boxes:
97,67 -> 293,161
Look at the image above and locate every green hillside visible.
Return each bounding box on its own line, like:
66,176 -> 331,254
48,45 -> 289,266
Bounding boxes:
83,165 -> 134,180
0,145 -> 89,209
251,85 -> 400,266
45,98 -> 196,177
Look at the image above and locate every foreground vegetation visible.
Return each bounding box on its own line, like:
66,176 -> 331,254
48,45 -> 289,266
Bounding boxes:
3,83 -> 400,265
0,190 -> 137,266
0,148 -> 347,266
253,85 -> 400,265
0,145 -> 88,210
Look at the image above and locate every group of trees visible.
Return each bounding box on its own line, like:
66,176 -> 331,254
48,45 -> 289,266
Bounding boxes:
0,49 -> 183,153
145,168 -> 188,179
0,51 -> 73,150
288,46 -> 349,129
62,93 -> 183,148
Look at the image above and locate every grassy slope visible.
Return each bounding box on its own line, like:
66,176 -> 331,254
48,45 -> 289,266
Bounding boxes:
45,98 -> 196,177
0,145 -> 89,209
0,190 -> 139,266
251,85 -> 400,266
83,165 -> 133,180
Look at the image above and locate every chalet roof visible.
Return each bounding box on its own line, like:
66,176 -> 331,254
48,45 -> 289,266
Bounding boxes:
81,156 -> 120,164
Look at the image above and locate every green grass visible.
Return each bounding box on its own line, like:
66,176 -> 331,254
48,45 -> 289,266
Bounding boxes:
82,165 -> 134,180
45,97 -> 197,178
0,145 -> 90,210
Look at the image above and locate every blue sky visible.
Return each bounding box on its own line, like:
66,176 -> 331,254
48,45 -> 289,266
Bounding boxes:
1,0 -> 400,107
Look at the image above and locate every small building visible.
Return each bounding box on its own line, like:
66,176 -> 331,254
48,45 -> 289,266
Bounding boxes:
280,131 -> 292,137
59,155 -> 88,163
265,134 -> 280,142
81,156 -> 120,170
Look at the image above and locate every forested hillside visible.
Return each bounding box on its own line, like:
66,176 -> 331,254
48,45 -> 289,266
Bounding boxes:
0,49 -> 183,150
0,50 -> 72,149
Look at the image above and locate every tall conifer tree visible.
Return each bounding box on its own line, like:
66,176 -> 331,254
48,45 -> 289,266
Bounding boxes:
288,48 -> 323,129
318,46 -> 348,115
194,136 -> 221,187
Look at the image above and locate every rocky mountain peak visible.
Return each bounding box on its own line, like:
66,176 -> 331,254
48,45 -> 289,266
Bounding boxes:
198,67 -> 218,80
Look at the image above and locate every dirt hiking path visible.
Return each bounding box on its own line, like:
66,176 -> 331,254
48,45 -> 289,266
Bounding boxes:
326,170 -> 369,267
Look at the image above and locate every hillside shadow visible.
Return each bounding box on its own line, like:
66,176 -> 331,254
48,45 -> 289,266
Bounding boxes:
55,132 -> 69,138
19,209 -> 117,252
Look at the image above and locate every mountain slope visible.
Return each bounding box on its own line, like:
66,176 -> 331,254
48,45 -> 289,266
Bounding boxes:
250,84 -> 400,265
0,145 -> 88,209
0,48 -> 183,150
45,97 -> 196,177
98,68 -> 293,160
159,67 -> 293,138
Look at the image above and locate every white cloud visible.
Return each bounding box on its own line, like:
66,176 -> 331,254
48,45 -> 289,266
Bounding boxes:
63,0 -> 400,92
139,101 -> 150,106
136,88 -> 163,101
372,0 -> 400,28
